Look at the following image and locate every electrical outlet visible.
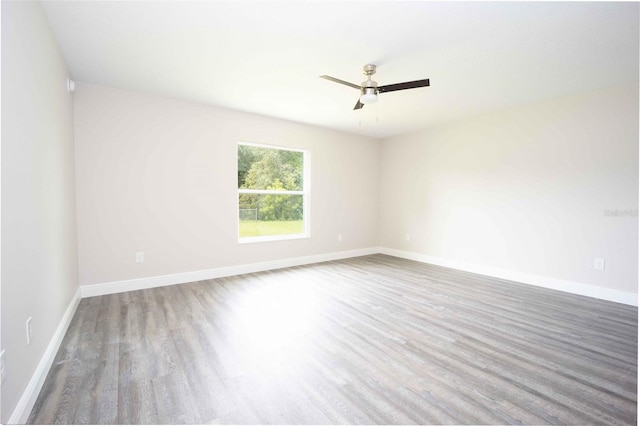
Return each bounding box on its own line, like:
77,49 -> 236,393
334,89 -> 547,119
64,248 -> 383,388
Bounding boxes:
0,350 -> 6,385
136,252 -> 144,263
338,234 -> 343,242
26,317 -> 32,345
405,233 -> 411,241
594,258 -> 606,271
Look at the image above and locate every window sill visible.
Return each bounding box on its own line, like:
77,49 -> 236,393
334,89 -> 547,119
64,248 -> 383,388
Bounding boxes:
238,233 -> 310,244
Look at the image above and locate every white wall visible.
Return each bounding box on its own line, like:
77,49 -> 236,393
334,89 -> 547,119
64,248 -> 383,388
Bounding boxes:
1,1 -> 79,422
73,83 -> 380,287
380,84 -> 639,296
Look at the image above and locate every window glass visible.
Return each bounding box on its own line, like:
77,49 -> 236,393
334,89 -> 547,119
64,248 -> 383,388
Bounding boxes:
238,143 -> 308,242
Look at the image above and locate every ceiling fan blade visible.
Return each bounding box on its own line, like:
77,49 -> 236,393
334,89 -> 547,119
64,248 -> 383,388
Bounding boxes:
320,75 -> 362,90
378,79 -> 430,93
353,99 -> 364,110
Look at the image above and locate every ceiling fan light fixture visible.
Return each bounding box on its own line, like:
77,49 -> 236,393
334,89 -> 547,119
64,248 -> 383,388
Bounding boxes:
359,88 -> 378,104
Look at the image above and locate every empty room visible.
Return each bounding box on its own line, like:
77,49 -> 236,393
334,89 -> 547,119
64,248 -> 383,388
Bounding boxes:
1,0 -> 638,424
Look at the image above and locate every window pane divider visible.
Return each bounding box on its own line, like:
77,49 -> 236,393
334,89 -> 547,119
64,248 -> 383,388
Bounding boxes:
238,189 -> 304,195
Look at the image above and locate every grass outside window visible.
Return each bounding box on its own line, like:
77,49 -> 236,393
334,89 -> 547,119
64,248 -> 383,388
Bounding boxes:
239,220 -> 304,238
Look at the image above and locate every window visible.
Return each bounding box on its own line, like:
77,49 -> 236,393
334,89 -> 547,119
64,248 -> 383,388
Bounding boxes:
238,142 -> 309,243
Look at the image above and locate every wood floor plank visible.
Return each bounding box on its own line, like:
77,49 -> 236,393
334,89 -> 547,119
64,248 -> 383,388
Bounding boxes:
28,254 -> 637,424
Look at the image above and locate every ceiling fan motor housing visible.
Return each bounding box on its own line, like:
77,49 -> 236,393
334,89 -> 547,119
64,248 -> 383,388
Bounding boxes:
361,86 -> 378,96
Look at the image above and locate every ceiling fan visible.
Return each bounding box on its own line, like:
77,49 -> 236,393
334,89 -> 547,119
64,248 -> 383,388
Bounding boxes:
320,64 -> 430,110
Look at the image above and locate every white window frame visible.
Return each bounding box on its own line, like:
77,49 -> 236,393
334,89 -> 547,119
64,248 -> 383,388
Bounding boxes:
237,141 -> 310,244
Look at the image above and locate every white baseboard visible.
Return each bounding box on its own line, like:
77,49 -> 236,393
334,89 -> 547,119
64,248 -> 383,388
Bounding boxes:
80,247 -> 379,298
379,247 -> 638,306
9,287 -> 82,424
82,246 -> 638,306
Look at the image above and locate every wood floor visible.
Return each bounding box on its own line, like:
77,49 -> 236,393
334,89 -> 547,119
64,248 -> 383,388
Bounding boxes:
29,254 -> 637,425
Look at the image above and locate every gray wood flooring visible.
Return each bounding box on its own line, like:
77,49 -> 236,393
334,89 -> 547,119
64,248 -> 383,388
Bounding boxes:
28,254 -> 637,424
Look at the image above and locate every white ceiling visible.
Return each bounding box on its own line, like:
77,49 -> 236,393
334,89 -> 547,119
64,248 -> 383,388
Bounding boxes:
41,1 -> 639,139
